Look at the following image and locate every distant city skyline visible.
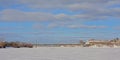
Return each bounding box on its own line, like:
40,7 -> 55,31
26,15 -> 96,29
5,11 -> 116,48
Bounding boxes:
0,0 -> 120,44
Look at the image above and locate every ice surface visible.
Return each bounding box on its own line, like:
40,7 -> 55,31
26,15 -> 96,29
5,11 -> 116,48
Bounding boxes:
0,47 -> 120,60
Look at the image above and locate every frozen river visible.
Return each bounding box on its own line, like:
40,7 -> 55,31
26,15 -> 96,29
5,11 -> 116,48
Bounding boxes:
0,47 -> 120,60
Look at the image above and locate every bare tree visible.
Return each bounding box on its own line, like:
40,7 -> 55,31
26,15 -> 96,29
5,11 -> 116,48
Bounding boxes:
80,40 -> 85,45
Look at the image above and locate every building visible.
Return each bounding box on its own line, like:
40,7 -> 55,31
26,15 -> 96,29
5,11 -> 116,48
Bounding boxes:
85,39 -> 120,48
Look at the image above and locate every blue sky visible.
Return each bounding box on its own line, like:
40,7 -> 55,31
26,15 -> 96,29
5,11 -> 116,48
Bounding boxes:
0,0 -> 120,44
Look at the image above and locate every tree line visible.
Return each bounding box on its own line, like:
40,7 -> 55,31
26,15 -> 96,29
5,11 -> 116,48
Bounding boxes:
0,41 -> 33,48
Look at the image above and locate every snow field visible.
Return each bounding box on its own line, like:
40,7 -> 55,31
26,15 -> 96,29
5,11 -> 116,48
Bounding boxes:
0,47 -> 120,60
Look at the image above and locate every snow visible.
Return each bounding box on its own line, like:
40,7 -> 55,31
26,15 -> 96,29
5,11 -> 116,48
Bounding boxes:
0,47 -> 120,60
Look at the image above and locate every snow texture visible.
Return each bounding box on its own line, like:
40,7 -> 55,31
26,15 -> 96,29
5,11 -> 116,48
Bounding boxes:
0,47 -> 120,60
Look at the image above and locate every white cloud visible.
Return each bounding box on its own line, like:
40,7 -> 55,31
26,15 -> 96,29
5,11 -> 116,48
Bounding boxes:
0,0 -> 120,22
33,23 -> 107,29
0,9 -> 56,22
32,23 -> 45,29
1,9 -> 120,22
115,27 -> 120,30
47,23 -> 58,28
67,25 -> 107,29
0,27 -> 24,30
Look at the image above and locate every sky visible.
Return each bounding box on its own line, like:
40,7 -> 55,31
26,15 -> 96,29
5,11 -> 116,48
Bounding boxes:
0,0 -> 120,44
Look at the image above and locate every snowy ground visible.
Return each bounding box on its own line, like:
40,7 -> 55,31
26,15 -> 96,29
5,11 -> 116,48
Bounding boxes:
0,47 -> 120,60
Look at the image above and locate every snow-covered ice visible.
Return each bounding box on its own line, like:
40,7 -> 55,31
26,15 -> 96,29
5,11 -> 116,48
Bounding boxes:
0,47 -> 120,60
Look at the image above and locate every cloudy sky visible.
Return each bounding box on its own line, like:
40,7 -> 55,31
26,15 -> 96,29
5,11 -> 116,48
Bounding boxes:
0,0 -> 120,44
